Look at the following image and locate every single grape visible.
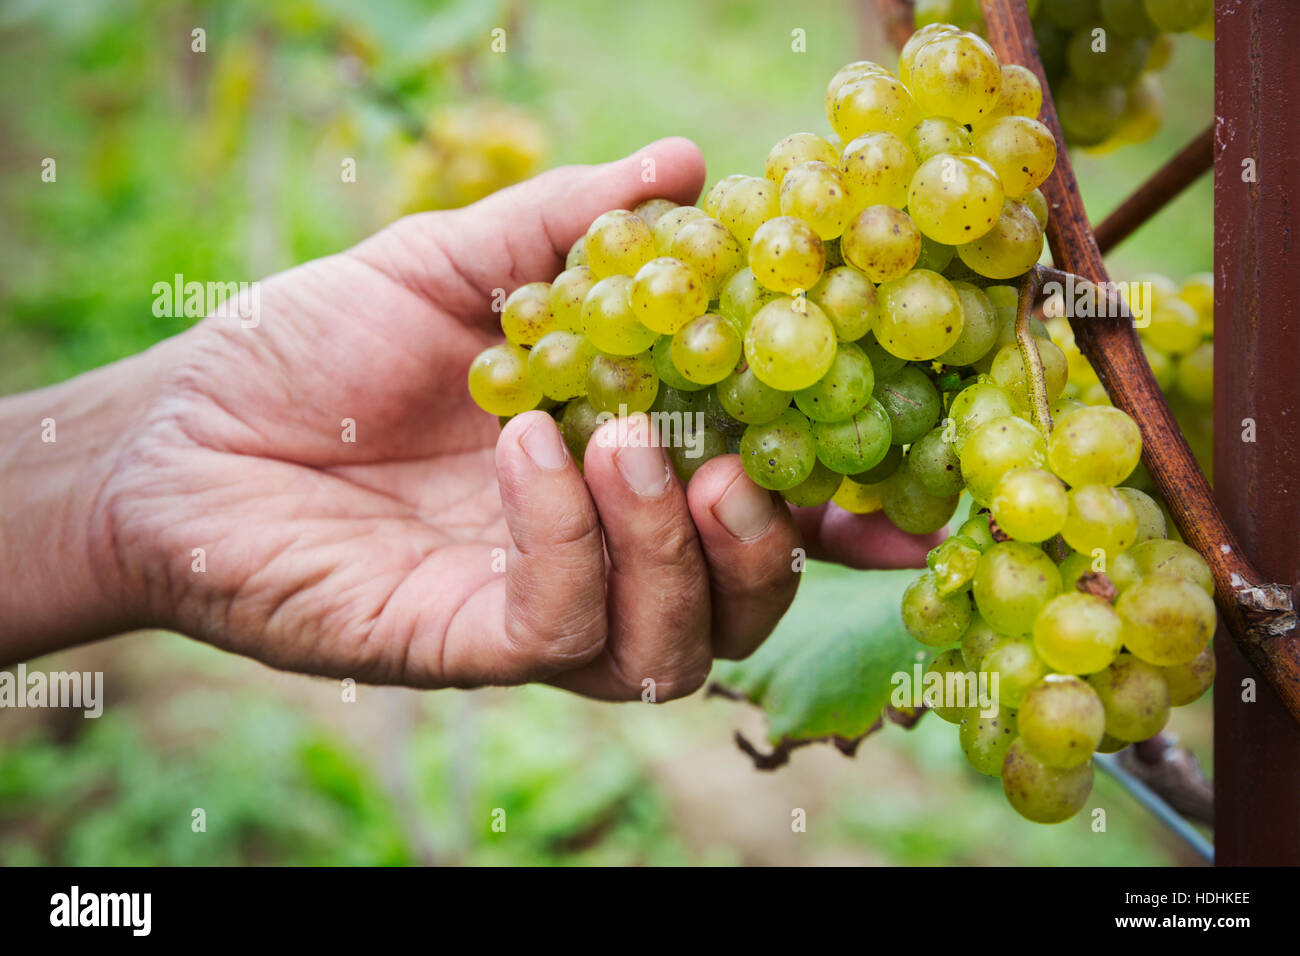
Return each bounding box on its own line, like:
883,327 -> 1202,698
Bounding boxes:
780,161 -> 853,240
739,407 -> 817,490
960,704 -> 1019,776
1087,652 -> 1171,742
630,257 -> 709,335
874,269 -> 964,360
652,335 -> 707,392
718,176 -> 781,247
874,365 -> 942,445
549,266 -> 597,333
1128,539 -> 1214,596
908,31 -> 1003,126
1143,0 -> 1212,32
781,459 -> 844,507
928,535 -> 982,595
988,338 -> 1069,407
670,217 -> 746,298
906,117 -> 973,165
581,275 -> 658,356
584,210 -> 656,279
1002,738 -> 1094,824
1114,73 -> 1165,145
852,442 -> 903,483
907,427 -> 964,497
972,116 -> 1057,198
949,382 -> 1017,451
957,199 -> 1045,280
898,22 -> 959,85
914,234 -> 956,273
717,366 -> 791,424
1066,26 -> 1151,87
811,399 -> 892,474
881,458 -> 960,533
1159,642 -> 1215,706
983,636 -> 1052,707
559,397 -> 601,465
744,298 -> 837,391
808,266 -> 878,341
1176,341 -> 1213,404
1176,272 -> 1214,326
528,330 -> 595,401
632,197 -> 678,229
832,475 -> 887,514
958,514 -> 998,553
927,648 -> 978,724
840,206 -> 922,284
1145,298 -> 1202,355
908,153 -> 1005,246
668,425 -> 728,483
1116,574 -> 1216,666
566,235 -> 587,270
1033,592 -> 1123,674
974,541 -> 1063,638
1021,188 -> 1049,229
748,216 -> 826,295
960,416 -> 1048,505
501,282 -> 554,346
718,267 -> 779,334
1056,77 -> 1125,146
975,63 -> 1044,129
1062,484 -> 1139,558
586,350 -> 658,415
937,281 -> 999,366
991,466 -> 1068,543
794,341 -> 874,422
840,132 -> 917,210
1049,396 -> 1087,423
1117,487 -> 1167,543
830,72 -> 919,142
699,175 -> 746,219
671,313 -> 742,386
468,343 -> 543,416
902,572 -> 973,647
651,205 -> 708,256
961,612 -> 1002,669
697,387 -> 746,438
765,132 -> 839,186
1018,674 -> 1106,768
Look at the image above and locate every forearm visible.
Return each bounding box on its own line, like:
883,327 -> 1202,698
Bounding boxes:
0,346 -> 167,661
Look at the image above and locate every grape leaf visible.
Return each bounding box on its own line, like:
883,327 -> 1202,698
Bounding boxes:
711,562 -> 922,745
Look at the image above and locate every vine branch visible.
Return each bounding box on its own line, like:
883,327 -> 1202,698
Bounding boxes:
981,0 -> 1300,724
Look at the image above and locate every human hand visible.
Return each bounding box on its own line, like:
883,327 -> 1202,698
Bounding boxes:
4,138 -> 940,698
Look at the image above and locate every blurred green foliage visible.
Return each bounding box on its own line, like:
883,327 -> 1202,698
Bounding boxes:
0,0 -> 1213,865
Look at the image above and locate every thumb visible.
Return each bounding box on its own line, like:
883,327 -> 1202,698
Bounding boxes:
360,137 -> 707,313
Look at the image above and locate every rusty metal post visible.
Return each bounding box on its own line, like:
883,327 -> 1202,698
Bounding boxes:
1212,0 -> 1300,866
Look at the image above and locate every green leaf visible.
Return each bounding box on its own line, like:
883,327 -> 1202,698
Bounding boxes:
712,563 -> 920,744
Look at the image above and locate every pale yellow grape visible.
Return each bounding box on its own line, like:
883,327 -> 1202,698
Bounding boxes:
1022,188 -> 1049,228
937,281 -> 999,365
1002,738 -> 1094,824
832,475 -> 885,514
988,339 -> 1069,407
975,63 -> 1043,129
581,275 -> 657,356
780,161 -> 853,239
960,704 -> 1019,776
1117,488 -> 1167,544
972,541 -> 1061,637
1114,74 -> 1165,145
527,330 -> 595,401
902,575 -> 973,648
500,281 -> 554,346
830,72 -> 919,143
983,637 -> 1051,707
1033,592 -> 1123,675
1087,653 -> 1171,743
718,268 -> 779,334
632,197 -> 677,229
908,153 -> 1004,245
1062,484 -> 1139,558
840,205 -> 922,284
630,257 -> 708,335
1129,539 -> 1214,596
651,205 -> 708,256
1145,298 -> 1202,355
907,31 -> 1003,127
840,132 -> 916,210
990,466 -> 1068,543
905,117 -> 973,165
1118,574 -> 1216,666
898,22 -> 959,85
809,266 -> 878,341
586,350 -> 658,415
1176,272 -> 1214,326
972,116 -> 1057,198
748,216 -> 825,295
1018,675 -> 1106,769
468,343 -> 542,416
699,176 -> 745,219
1047,405 -> 1142,487
874,268 -> 963,361
956,199 -> 1045,281
765,132 -> 839,185
670,217 -> 746,299
1159,643 -> 1215,706
566,235 -> 587,270
744,298 -> 837,391
549,266 -> 597,333
584,210 -> 656,279
717,176 -> 781,247
960,416 -> 1047,505
670,313 -> 742,385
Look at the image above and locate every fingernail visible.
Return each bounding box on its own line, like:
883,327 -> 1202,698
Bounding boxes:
615,443 -> 670,497
713,474 -> 776,540
519,418 -> 568,471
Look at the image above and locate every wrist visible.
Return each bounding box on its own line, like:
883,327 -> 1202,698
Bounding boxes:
0,344 -> 171,660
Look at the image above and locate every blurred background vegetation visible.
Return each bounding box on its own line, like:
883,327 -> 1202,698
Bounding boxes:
0,0 -> 1212,865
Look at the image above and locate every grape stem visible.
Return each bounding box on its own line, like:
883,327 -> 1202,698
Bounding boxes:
1016,267 -> 1051,437
981,0 -> 1300,726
